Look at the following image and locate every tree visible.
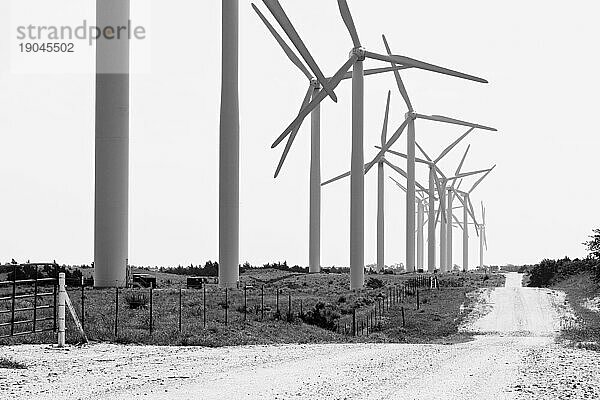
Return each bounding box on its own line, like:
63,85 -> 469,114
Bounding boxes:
584,228 -> 600,260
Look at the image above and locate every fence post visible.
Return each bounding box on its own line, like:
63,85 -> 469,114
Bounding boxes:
352,308 -> 356,337
149,287 -> 153,335
179,287 -> 182,333
203,285 -> 206,328
261,286 -> 264,320
114,287 -> 119,338
58,273 -> 66,347
300,300 -> 303,317
401,306 -> 405,327
244,284 -> 247,322
288,293 -> 291,321
416,289 -> 420,310
276,289 -> 280,319
225,288 -> 228,325
33,267 -> 39,333
81,278 -> 85,334
10,264 -> 17,336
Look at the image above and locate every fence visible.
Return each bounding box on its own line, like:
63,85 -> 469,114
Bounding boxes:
50,274 -> 439,342
0,263 -> 58,339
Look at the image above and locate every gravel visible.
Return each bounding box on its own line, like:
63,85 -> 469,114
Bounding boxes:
1,272 -> 598,399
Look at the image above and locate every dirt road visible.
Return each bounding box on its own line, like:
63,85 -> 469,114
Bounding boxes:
1,273 -> 599,399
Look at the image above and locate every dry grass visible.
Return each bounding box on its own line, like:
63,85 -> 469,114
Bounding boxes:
551,271 -> 600,351
0,269 -> 503,347
0,357 -> 27,369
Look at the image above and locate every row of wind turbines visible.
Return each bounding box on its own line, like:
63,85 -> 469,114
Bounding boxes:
246,0 -> 497,289
91,0 -> 493,290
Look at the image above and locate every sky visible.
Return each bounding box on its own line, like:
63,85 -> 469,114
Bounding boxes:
0,0 -> 599,269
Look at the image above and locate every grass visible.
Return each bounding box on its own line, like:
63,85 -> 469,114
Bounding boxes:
0,357 -> 27,369
0,269 -> 504,347
551,271 -> 600,351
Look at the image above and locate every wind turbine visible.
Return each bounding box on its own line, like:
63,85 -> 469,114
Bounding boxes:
252,5 -> 404,273
322,92 -> 427,274
376,125 -> 494,273
262,0 -> 489,289
454,166 -> 496,271
94,0 -> 130,288
376,34 -> 493,276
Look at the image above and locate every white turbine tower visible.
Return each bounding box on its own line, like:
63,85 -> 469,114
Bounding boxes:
253,5 -> 403,273
479,202 -> 488,271
94,0 -> 130,288
219,0 -> 240,288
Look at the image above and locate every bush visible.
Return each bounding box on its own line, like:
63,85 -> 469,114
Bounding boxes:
124,292 -> 149,309
366,277 -> 384,289
300,301 -> 340,331
528,257 -> 599,287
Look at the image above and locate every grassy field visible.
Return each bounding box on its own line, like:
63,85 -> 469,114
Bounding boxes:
551,271 -> 600,351
0,269 -> 504,347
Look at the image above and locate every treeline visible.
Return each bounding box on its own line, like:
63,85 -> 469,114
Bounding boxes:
527,229 -> 600,287
157,261 -> 351,277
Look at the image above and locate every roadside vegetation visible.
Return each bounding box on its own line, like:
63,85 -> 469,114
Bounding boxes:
524,229 -> 600,350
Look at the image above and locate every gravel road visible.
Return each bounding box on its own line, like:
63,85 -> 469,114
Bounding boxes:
1,272 -> 598,399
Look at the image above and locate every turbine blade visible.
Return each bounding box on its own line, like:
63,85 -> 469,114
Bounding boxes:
374,146 -> 432,165
272,55 -> 357,148
415,142 -> 432,162
364,117 -> 410,174
337,65 -> 409,81
384,159 -> 427,192
322,162 -> 371,186
418,114 -> 497,131
321,170 -> 351,186
381,91 -> 391,146
381,34 -> 413,112
251,3 -> 312,81
448,168 -> 492,181
453,214 -> 464,231
263,0 -> 338,102
484,230 -> 488,249
273,85 -> 314,178
389,176 -> 407,193
435,128 -> 474,164
455,145 -> 471,176
469,165 -> 496,193
364,51 -> 489,84
337,0 -> 361,48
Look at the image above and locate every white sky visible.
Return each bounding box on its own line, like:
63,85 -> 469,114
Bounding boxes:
1,0 -> 599,268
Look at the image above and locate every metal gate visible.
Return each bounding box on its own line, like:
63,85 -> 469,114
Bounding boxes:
0,263 -> 58,339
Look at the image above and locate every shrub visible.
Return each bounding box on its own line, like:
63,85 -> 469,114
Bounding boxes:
300,301 -> 340,330
124,292 -> 149,309
366,277 -> 384,289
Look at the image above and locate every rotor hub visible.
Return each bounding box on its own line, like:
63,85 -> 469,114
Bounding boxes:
310,78 -> 321,89
405,111 -> 417,120
349,47 -> 366,61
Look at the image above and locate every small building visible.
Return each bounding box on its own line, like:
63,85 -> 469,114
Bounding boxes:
132,273 -> 157,288
187,276 -> 218,289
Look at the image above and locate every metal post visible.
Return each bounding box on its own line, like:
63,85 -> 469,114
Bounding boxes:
417,290 -> 420,310
352,308 -> 356,337
261,285 -> 264,320
203,285 -> 206,328
244,284 -> 247,322
33,267 -> 38,333
225,288 -> 228,325
288,293 -> 291,321
276,289 -> 280,319
10,264 -> 16,336
81,280 -> 85,334
402,306 -> 405,327
178,287 -> 182,333
149,287 -> 153,335
114,287 -> 119,338
58,273 -> 66,347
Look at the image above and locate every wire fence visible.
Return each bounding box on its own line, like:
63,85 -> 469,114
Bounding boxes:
56,275 -> 439,342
